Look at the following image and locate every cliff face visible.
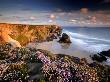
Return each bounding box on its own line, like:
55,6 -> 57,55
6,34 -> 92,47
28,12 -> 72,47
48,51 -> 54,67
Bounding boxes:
0,23 -> 62,46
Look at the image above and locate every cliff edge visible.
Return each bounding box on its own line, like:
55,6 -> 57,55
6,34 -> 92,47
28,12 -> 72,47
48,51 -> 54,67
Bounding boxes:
0,23 -> 62,47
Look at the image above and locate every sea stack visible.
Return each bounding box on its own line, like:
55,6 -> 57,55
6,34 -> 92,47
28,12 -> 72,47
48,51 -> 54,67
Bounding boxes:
58,33 -> 72,43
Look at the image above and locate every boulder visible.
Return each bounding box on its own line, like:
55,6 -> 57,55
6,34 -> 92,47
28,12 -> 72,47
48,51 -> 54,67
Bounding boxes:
58,33 -> 71,43
91,54 -> 107,62
90,49 -> 110,62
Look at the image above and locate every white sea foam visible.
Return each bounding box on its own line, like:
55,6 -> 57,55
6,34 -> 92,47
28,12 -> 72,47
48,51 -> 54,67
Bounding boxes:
103,58 -> 110,66
63,30 -> 110,53
64,30 -> 110,43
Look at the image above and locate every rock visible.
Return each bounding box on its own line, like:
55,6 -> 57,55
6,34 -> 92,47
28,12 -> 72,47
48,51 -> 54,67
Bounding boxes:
91,54 -> 107,62
100,49 -> 110,57
9,39 -> 21,48
0,30 -> 21,48
50,33 -> 57,39
73,57 -> 80,64
28,63 -> 44,80
90,49 -> 110,62
47,33 -> 57,41
58,33 -> 72,43
80,58 -> 87,64
89,62 -> 98,67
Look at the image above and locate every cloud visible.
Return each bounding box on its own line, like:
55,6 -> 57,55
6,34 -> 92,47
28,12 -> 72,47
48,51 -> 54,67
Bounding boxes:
70,19 -> 77,23
21,8 -> 32,11
54,8 -> 63,12
80,8 -> 89,14
100,0 -> 110,4
50,14 -> 56,19
0,14 -> 3,16
0,10 -> 110,26
48,19 -> 53,23
103,0 -> 110,3
12,16 -> 22,19
29,16 -> 36,20
91,16 -> 97,23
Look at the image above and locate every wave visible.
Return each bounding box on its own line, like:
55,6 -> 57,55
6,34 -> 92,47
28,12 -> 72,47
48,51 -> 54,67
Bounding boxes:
63,30 -> 110,52
63,30 -> 110,43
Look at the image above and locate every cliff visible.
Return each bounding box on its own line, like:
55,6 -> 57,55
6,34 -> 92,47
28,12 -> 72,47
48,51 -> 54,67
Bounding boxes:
0,23 -> 62,46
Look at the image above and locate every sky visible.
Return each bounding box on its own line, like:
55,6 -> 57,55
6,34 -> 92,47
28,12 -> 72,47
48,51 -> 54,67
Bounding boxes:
0,0 -> 110,26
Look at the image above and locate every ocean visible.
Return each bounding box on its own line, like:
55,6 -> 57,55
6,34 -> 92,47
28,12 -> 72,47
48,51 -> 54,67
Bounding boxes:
63,27 -> 110,53
28,27 -> 110,65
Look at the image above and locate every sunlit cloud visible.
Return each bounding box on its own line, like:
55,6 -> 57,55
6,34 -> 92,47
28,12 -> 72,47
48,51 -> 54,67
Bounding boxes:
50,14 -> 56,19
80,8 -> 89,14
48,19 -> 53,23
30,16 -> 36,20
0,9 -> 110,27
91,16 -> 97,23
70,19 -> 77,22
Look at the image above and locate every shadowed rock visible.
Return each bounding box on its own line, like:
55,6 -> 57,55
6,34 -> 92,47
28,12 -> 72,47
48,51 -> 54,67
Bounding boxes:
91,49 -> 110,62
58,33 -> 72,43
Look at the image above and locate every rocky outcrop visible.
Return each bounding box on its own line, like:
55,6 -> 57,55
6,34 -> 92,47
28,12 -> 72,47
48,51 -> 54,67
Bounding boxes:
0,23 -> 62,46
91,49 -> 110,62
58,33 -> 71,43
91,54 -> 107,62
0,30 -> 21,47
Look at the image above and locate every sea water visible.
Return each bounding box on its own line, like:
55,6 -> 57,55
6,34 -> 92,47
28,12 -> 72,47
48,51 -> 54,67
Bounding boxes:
63,27 -> 110,65
63,27 -> 110,53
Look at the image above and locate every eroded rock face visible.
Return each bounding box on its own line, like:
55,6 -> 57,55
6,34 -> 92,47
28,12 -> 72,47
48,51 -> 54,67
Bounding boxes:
0,30 -> 21,47
0,23 -> 62,46
58,33 -> 72,43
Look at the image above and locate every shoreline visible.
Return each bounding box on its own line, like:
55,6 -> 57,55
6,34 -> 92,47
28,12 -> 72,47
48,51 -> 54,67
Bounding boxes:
27,30 -> 110,66
27,39 -> 93,63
